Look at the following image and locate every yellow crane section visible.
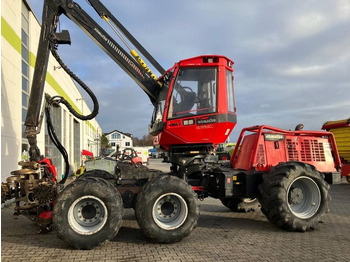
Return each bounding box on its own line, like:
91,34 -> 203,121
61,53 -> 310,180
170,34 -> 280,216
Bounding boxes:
322,118 -> 350,162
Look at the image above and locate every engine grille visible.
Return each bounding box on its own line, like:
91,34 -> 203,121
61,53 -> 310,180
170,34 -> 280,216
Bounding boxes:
301,140 -> 326,162
286,139 -> 326,162
287,139 -> 299,161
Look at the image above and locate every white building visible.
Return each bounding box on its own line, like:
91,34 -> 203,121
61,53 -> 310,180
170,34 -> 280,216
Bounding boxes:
105,130 -> 133,153
1,0 -> 102,181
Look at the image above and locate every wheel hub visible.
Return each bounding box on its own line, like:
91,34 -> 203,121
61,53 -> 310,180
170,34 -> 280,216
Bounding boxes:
160,200 -> 176,216
289,187 -> 304,205
68,196 -> 108,235
287,176 -> 321,219
80,202 -> 98,220
152,193 -> 188,230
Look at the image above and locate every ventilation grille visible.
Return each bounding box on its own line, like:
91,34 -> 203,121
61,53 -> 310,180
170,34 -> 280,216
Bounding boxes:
287,139 -> 299,161
301,140 -> 326,162
301,140 -> 312,161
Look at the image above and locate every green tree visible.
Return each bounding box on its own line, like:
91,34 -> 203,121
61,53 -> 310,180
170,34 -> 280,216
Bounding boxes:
133,134 -> 154,146
101,134 -> 111,155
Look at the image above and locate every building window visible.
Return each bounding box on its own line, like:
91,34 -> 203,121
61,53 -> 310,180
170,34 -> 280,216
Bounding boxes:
73,120 -> 80,168
45,107 -> 62,176
111,142 -> 115,147
125,142 -> 130,147
21,2 -> 30,147
63,110 -> 67,147
69,115 -> 72,162
112,133 -> 121,139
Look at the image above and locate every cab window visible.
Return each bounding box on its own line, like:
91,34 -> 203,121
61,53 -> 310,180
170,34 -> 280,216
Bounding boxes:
168,67 -> 217,119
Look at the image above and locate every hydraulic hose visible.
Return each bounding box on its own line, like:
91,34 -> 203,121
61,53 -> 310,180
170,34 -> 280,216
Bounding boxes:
45,105 -> 70,185
50,45 -> 99,121
45,43 -> 101,184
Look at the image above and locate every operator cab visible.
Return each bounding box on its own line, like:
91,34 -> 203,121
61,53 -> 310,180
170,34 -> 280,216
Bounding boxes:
150,55 -> 237,151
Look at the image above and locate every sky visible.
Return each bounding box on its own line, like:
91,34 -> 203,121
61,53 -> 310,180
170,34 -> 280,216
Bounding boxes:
27,0 -> 350,141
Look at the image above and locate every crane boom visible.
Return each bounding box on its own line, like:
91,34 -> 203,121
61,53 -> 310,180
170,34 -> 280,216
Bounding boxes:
87,0 -> 165,75
25,0 -> 164,160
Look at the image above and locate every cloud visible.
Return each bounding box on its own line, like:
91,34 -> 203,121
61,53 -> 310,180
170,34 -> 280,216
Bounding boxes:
27,0 -> 350,142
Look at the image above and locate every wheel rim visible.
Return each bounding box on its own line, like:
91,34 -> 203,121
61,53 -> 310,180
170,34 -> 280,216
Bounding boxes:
287,176 -> 321,219
68,195 -> 108,235
152,193 -> 188,230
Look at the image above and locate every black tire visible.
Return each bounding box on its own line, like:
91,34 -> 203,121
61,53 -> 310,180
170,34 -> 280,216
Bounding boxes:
259,162 -> 330,232
220,197 -> 259,212
135,175 -> 199,243
53,177 -> 123,249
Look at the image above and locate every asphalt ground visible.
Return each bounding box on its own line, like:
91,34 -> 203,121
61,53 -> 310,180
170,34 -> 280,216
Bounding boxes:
1,159 -> 350,262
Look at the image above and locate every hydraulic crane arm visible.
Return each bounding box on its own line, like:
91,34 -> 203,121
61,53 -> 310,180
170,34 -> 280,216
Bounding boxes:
87,0 -> 165,75
60,0 -> 163,102
25,0 -> 164,160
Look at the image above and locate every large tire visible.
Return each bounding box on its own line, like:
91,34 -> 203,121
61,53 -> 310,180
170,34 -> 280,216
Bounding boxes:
259,162 -> 330,232
53,177 -> 123,249
78,169 -> 115,180
220,197 -> 260,212
135,175 -> 199,243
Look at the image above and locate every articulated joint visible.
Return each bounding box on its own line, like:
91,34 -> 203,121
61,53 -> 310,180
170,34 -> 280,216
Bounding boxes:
25,126 -> 42,161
